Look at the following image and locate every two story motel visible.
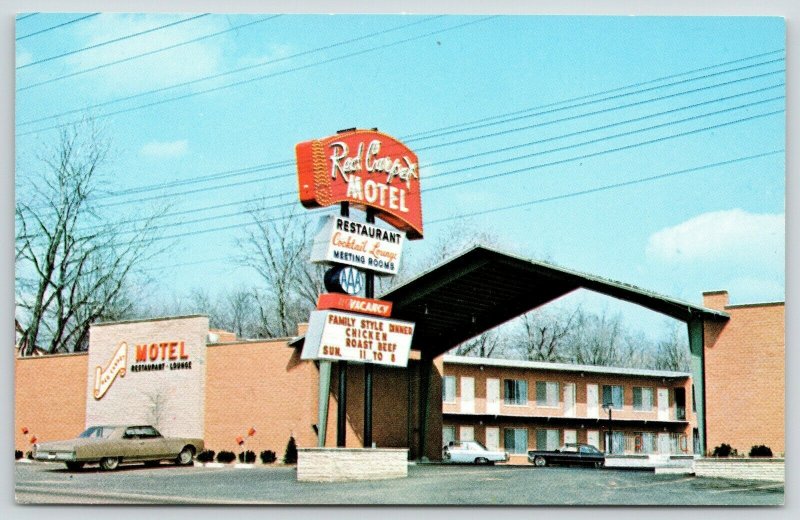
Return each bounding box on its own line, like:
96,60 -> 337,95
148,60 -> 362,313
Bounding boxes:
14,247 -> 784,461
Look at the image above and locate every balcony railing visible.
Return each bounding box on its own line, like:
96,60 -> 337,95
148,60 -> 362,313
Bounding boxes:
613,432 -> 691,455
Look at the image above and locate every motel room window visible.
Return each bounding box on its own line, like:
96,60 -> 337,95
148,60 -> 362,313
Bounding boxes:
442,376 -> 456,403
504,379 -> 528,405
633,387 -> 653,411
535,381 -> 560,407
504,428 -> 528,454
634,431 -> 655,454
536,429 -> 560,451
442,426 -> 456,448
602,385 -> 624,409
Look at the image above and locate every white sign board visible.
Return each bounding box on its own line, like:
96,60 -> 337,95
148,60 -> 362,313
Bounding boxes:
310,215 -> 404,275
301,310 -> 414,367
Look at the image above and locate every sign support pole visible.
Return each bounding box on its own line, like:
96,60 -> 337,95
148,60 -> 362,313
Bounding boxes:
337,202 -> 349,448
364,207 -> 375,448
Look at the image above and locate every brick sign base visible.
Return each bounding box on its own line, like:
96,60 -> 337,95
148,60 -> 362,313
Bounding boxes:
297,448 -> 408,482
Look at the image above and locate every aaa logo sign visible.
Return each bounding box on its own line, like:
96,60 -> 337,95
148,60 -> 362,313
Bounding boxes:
295,129 -> 423,239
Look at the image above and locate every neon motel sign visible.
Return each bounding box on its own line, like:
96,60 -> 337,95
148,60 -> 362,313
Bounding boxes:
296,129 -> 423,239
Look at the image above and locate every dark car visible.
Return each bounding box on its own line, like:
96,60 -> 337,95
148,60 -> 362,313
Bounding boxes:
527,443 -> 605,468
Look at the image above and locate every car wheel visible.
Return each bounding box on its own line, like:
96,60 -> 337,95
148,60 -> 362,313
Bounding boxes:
533,456 -> 547,467
475,457 -> 489,465
595,461 -> 604,469
99,457 -> 120,471
176,446 -> 194,465
65,462 -> 84,471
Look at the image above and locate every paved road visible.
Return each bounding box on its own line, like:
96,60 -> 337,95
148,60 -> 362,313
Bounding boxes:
14,461 -> 784,506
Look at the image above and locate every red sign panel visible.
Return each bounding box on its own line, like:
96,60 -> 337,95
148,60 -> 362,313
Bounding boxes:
317,293 -> 393,317
296,129 -> 423,239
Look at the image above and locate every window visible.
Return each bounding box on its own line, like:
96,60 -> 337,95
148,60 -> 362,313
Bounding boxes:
442,376 -> 456,403
633,387 -> 653,411
602,385 -> 624,409
536,429 -> 560,450
536,381 -> 560,407
504,379 -> 528,405
504,428 -> 528,454
442,426 -> 456,448
634,432 -> 655,454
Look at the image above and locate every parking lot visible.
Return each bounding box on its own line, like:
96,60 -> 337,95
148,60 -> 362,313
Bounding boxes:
14,460 -> 784,506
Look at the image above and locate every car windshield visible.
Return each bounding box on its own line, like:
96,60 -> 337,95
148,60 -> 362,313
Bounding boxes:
78,426 -> 116,439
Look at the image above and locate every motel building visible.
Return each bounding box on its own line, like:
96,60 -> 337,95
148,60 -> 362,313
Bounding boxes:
14,246 -> 785,464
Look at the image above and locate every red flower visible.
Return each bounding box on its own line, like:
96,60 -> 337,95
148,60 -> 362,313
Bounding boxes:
21,427 -> 29,435
247,427 -> 256,437
235,436 -> 244,445
30,436 -> 37,444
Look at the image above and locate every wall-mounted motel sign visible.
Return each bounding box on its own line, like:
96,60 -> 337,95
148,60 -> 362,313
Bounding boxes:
301,310 -> 414,368
311,215 -> 404,276
296,129 -> 423,239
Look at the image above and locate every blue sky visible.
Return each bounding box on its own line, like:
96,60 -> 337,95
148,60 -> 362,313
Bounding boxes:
15,13 -> 785,339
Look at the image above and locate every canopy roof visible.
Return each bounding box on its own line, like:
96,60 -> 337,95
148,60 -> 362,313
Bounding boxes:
380,246 -> 728,358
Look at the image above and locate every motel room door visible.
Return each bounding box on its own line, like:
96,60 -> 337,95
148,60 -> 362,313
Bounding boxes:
657,388 -> 669,421
486,378 -> 500,415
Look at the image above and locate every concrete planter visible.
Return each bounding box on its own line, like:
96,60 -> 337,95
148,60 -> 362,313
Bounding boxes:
297,447 -> 408,482
694,458 -> 785,482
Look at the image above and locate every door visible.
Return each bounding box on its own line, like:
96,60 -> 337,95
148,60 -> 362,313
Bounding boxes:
587,430 -> 600,450
460,426 -> 474,442
486,378 -> 500,415
587,384 -> 599,418
658,432 -> 671,454
657,388 -> 669,421
461,377 -> 475,413
442,426 -> 456,448
564,383 -> 576,417
485,427 -> 500,451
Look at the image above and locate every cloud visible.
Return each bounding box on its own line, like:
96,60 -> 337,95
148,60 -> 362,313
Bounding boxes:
645,209 -> 784,268
65,14 -> 228,92
140,139 -> 189,158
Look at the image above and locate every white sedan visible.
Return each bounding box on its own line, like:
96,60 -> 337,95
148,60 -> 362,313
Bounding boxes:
442,440 -> 509,464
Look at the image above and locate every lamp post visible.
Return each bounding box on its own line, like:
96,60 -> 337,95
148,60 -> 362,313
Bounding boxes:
602,402 -> 613,454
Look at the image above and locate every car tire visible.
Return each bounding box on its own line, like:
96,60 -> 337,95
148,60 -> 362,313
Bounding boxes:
475,457 -> 489,465
176,446 -> 194,465
65,462 -> 84,471
99,457 -> 120,471
595,461 -> 604,469
533,456 -> 547,467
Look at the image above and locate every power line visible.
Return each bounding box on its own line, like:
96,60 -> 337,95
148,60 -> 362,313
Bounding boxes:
16,16 -> 495,136
23,82 -> 783,222
17,15 -> 283,92
24,88 -> 781,242
16,13 -> 39,21
16,14 -> 210,70
55,106 -> 783,247
427,150 -> 784,224
400,49 -> 785,142
17,15 -> 445,127
16,13 -> 100,41
426,108 -> 784,194
408,58 -> 785,145
425,94 -> 784,182
143,149 -> 784,272
30,63 -> 784,208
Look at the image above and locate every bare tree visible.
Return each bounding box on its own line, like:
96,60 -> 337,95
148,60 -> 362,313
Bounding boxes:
453,329 -> 506,358
236,207 -> 324,337
567,309 -> 626,366
515,307 -> 583,362
651,322 -> 691,372
15,121 -> 157,354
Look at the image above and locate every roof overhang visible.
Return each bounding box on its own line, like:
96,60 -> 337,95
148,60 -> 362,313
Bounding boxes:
379,245 -> 729,359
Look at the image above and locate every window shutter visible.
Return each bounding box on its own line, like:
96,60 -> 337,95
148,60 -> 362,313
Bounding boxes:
536,381 -> 546,404
633,387 -> 642,409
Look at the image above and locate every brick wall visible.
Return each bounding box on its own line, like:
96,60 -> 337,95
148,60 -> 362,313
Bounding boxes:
703,292 -> 784,455
15,353 -> 88,451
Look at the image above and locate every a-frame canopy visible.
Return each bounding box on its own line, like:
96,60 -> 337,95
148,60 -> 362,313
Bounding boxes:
381,245 -> 729,358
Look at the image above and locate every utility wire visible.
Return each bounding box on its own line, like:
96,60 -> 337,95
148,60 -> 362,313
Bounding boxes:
400,49 -> 785,142
16,13 -> 99,41
16,16 -> 494,136
29,89 -> 782,239
427,149 -> 784,224
144,149 -> 784,272
16,13 -> 38,21
17,14 -> 210,70
31,63 -> 784,207
17,15 -> 446,126
37,106 -> 780,246
17,15 -> 283,92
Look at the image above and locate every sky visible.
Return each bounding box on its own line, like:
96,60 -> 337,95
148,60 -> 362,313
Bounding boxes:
14,13 -> 785,341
